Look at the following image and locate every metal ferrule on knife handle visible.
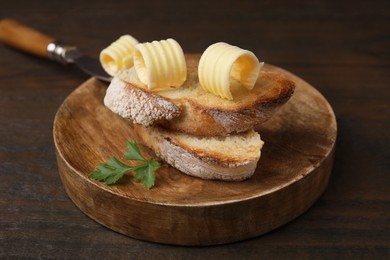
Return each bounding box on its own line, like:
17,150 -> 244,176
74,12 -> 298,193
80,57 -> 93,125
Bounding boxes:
0,19 -> 80,64
47,41 -> 82,64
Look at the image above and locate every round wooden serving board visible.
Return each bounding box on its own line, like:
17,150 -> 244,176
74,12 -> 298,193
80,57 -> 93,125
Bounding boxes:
53,64 -> 337,246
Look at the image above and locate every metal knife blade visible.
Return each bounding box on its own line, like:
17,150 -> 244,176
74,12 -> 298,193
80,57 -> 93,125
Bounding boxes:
74,55 -> 112,82
47,42 -> 112,82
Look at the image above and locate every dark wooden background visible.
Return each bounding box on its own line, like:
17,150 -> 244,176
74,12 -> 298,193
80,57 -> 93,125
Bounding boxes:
1,0 -> 389,258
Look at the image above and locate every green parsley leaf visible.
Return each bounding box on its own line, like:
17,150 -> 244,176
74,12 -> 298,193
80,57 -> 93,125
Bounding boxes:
89,141 -> 161,189
133,159 -> 160,189
149,158 -> 161,172
125,140 -> 146,161
89,156 -> 131,185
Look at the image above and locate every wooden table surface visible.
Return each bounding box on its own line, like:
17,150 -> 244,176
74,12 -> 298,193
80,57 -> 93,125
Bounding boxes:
1,0 -> 389,259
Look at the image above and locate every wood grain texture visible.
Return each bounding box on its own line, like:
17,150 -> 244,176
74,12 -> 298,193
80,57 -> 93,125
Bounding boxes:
0,0 -> 389,258
53,64 -> 336,245
0,19 -> 54,58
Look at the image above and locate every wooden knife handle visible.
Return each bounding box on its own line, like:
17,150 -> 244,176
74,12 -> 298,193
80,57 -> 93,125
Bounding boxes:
0,19 -> 54,58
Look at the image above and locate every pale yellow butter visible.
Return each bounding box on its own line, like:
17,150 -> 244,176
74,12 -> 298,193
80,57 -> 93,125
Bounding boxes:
134,38 -> 187,90
198,42 -> 263,100
100,35 -> 139,76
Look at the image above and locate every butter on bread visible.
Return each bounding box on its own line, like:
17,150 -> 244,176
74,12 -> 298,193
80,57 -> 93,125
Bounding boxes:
100,35 -> 139,76
134,38 -> 187,90
104,54 -> 295,136
134,124 -> 264,181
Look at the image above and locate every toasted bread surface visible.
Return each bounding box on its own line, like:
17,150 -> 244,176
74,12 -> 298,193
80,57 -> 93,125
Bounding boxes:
104,54 -> 295,136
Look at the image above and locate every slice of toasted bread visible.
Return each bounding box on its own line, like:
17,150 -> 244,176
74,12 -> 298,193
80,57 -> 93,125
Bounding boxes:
104,54 -> 295,136
134,124 -> 264,181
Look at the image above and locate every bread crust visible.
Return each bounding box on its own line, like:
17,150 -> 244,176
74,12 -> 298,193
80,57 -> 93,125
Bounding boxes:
104,76 -> 180,126
104,54 -> 295,136
159,73 -> 294,135
133,125 -> 261,181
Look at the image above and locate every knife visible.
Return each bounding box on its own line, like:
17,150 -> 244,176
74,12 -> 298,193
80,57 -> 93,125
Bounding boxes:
0,19 -> 112,82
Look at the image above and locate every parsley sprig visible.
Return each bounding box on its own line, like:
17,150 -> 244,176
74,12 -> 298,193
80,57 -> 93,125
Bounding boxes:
89,141 -> 160,189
